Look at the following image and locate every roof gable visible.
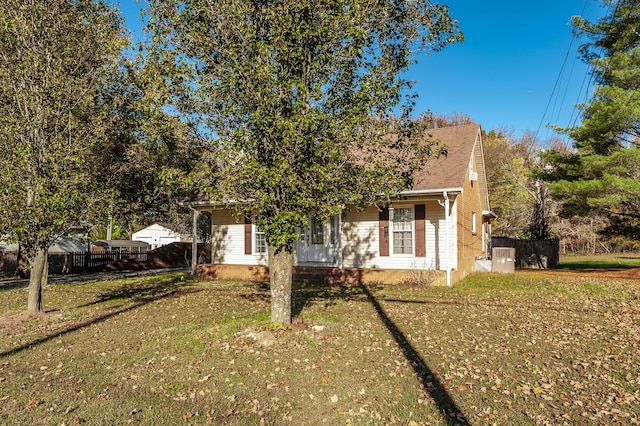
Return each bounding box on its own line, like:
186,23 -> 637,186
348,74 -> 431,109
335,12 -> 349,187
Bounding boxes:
412,123 -> 482,192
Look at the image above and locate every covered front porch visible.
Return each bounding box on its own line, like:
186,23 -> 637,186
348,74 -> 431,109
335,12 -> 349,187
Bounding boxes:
184,192 -> 464,286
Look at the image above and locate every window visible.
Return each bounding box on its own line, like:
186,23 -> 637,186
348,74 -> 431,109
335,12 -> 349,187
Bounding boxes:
471,211 -> 477,234
255,227 -> 267,254
330,216 -> 337,245
391,207 -> 413,255
311,217 -> 324,245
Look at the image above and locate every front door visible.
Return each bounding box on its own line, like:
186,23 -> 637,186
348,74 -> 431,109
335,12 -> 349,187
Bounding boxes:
297,216 -> 337,263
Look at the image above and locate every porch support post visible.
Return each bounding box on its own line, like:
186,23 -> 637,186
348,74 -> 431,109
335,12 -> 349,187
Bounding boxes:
439,192 -> 452,287
190,207 -> 199,276
337,211 -> 343,269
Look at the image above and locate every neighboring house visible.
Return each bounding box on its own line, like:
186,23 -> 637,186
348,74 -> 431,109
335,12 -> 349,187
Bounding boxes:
0,236 -> 89,275
132,223 -> 183,250
0,236 -> 87,253
91,240 -> 150,253
182,123 -> 494,285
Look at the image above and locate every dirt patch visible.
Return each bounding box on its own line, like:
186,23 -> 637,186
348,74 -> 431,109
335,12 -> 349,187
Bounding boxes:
0,310 -> 53,337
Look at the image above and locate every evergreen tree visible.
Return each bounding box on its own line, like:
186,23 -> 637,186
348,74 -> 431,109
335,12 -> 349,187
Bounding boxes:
543,0 -> 640,242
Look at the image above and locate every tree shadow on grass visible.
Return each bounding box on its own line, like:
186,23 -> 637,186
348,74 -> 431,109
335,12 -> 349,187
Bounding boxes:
360,284 -> 470,425
76,274 -> 195,308
291,281 -> 372,317
242,280 -> 469,425
0,276 -> 201,358
239,280 -> 372,318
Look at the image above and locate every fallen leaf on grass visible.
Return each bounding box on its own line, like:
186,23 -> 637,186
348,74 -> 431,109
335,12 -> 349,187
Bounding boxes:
183,412 -> 194,419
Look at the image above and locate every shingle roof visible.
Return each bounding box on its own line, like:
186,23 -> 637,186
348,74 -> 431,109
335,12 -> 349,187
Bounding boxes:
411,123 -> 481,192
182,123 -> 484,205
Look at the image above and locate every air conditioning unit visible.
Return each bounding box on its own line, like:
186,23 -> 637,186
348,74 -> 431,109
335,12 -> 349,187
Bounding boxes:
470,171 -> 478,182
492,247 -> 515,273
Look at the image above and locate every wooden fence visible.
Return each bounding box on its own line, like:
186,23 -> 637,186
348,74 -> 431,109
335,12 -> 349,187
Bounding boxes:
0,250 -> 148,276
0,251 -> 18,274
491,237 -> 560,269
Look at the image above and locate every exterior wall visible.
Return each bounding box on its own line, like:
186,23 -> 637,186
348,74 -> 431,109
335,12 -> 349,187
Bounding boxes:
196,263 -> 269,281
199,193 -> 483,284
209,209 -> 268,266
428,197 -> 458,273
205,202 -> 455,273
132,224 -> 180,250
341,202 -> 454,272
455,145 -> 487,280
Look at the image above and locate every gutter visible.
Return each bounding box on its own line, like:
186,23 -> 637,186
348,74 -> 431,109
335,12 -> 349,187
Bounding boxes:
399,187 -> 463,196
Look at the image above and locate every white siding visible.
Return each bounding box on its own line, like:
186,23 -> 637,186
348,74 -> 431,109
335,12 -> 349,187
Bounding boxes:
342,206 -> 379,268
210,210 -> 267,266
208,201 -> 456,271
341,202 -> 456,271
132,224 -> 180,249
425,199 -> 457,271
423,200 -> 441,270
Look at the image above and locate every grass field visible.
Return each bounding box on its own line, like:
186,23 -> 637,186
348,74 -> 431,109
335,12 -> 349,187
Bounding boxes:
558,253 -> 640,270
0,266 -> 639,425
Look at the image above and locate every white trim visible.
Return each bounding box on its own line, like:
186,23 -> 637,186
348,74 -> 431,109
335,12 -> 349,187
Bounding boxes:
399,187 -> 463,196
471,211 -> 477,234
438,192 -> 452,287
389,206 -> 415,256
253,224 -> 267,255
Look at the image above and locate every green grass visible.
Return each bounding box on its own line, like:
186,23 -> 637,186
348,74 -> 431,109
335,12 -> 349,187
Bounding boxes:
558,253 -> 640,270
0,269 -> 639,425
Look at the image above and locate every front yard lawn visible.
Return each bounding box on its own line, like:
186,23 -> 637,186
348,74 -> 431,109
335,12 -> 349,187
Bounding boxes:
0,270 -> 638,425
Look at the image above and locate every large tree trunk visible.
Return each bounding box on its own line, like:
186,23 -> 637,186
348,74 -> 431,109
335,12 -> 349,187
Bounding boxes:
268,246 -> 292,325
27,248 -> 48,312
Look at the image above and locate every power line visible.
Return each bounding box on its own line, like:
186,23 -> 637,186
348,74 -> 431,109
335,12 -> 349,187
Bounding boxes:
534,0 -> 592,142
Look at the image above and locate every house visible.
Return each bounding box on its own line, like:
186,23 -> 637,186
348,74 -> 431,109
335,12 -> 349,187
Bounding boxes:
131,223 -> 184,250
91,240 -> 150,253
0,236 -> 87,253
182,123 -> 494,286
0,236 -> 89,275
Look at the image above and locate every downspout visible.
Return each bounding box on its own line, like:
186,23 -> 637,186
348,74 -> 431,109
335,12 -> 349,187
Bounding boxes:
438,192 -> 451,287
189,206 -> 200,277
337,211 -> 343,269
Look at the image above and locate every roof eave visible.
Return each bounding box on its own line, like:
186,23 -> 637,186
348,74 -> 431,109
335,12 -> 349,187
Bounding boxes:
398,187 -> 464,196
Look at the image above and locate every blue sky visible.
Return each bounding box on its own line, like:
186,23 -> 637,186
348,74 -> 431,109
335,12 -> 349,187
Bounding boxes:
406,0 -> 610,140
119,0 -> 608,141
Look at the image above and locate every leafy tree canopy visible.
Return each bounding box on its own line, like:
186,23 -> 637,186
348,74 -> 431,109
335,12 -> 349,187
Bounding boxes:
0,0 -> 128,254
0,0 -> 131,310
147,0 -> 462,323
148,0 -> 462,251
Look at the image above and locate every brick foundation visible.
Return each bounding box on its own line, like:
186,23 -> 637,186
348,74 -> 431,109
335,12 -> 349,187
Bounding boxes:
195,264 -> 449,286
